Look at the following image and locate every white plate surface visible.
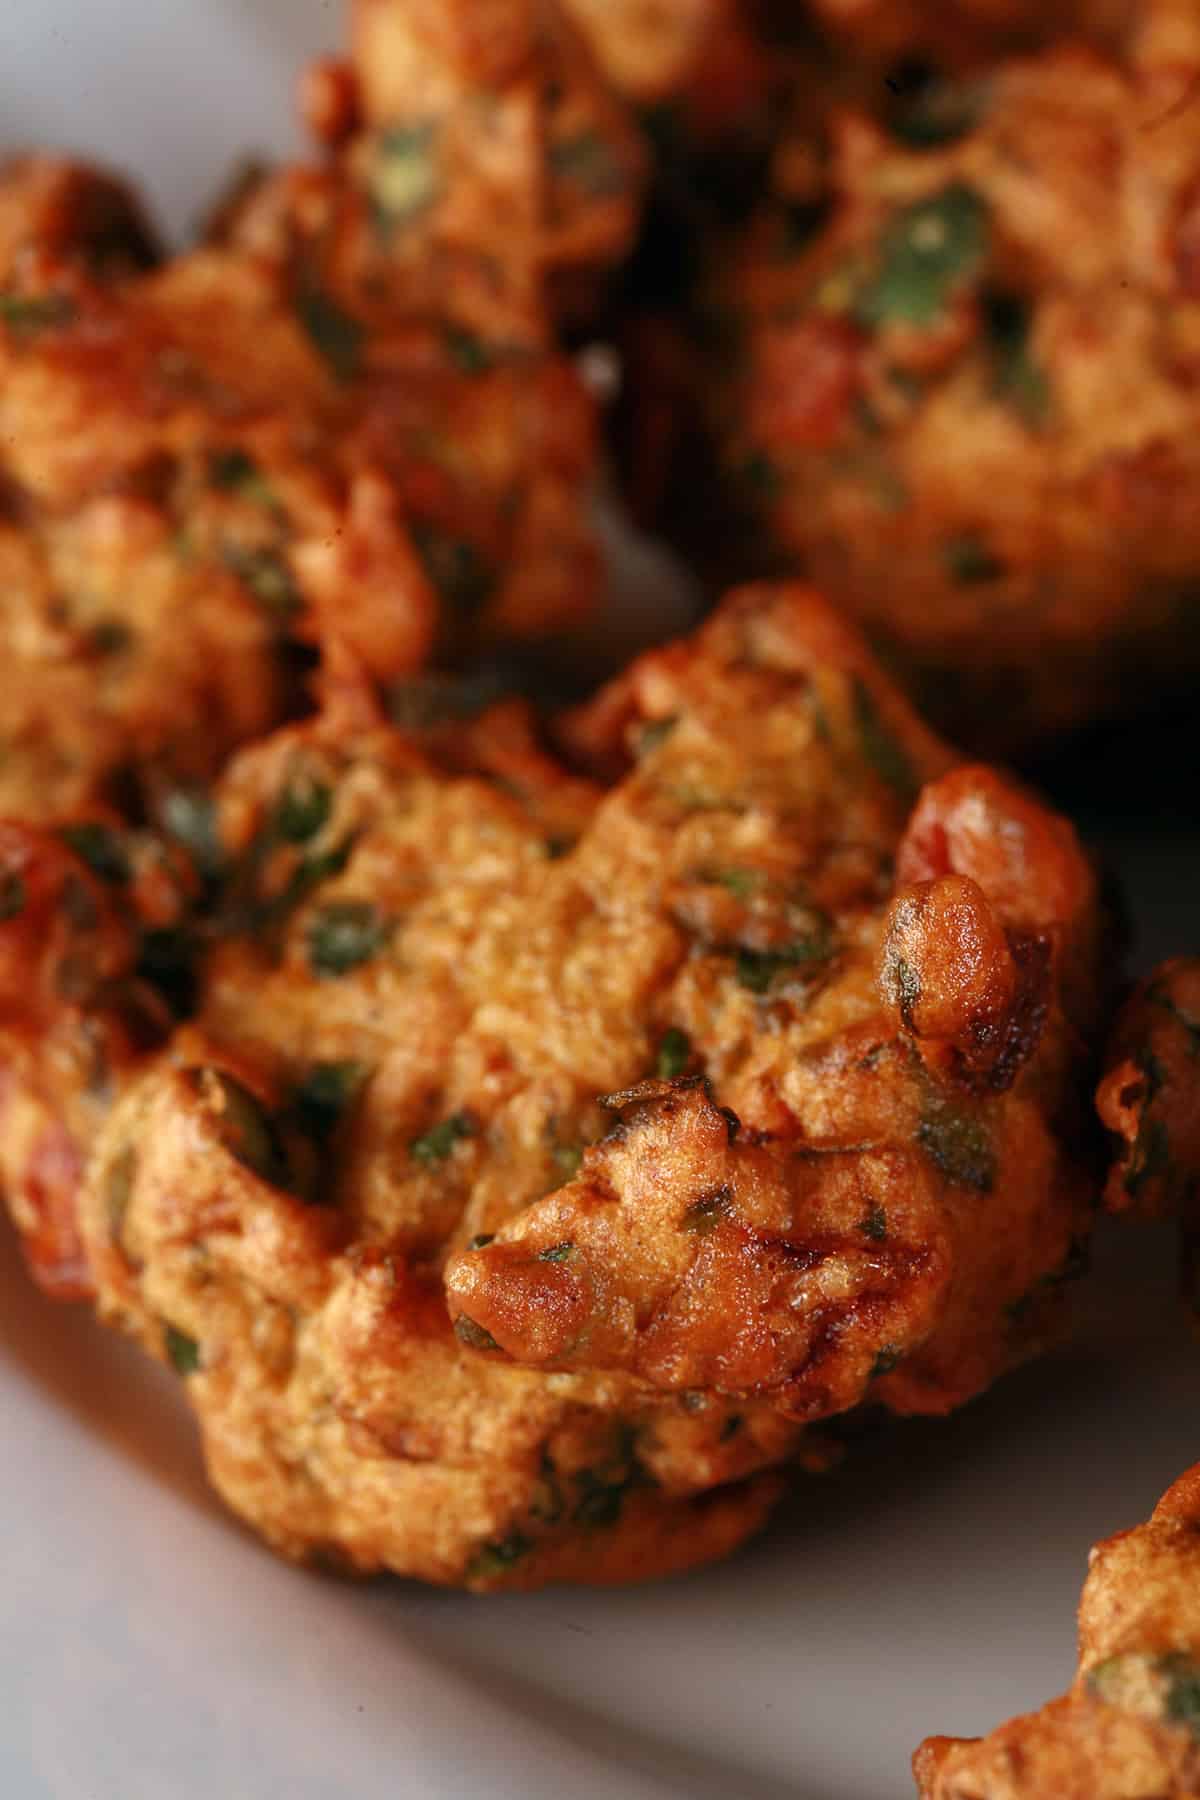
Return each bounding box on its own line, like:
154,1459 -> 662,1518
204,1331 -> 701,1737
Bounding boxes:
2,8 -> 1199,1798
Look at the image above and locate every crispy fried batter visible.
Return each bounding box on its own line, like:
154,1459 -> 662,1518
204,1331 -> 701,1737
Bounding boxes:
714,10 -> 1200,749
915,1465 -> 1200,1798
0,155 -> 158,285
0,584 -> 1115,1589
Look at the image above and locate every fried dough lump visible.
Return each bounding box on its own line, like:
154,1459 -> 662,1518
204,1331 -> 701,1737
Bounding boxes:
221,0 -> 647,343
0,154 -> 158,286
1099,958 -> 1200,1227
717,13 -> 1200,749
0,194 -> 601,819
915,1464 -> 1200,1799
0,584 -> 1107,1588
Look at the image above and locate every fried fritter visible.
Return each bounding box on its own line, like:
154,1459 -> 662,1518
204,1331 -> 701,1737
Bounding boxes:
0,218 -> 601,818
0,583 -> 1116,1588
222,0 -> 647,344
914,1464 -> 1200,1799
714,12 -> 1200,749
807,0 -> 1128,67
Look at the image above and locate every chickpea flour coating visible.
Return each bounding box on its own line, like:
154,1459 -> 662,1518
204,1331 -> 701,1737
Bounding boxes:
915,1465 -> 1200,1799
0,583 -> 1118,1589
716,12 -> 1200,749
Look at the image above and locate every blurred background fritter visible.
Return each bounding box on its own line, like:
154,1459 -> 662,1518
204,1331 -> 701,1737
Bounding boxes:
915,1463 -> 1200,1798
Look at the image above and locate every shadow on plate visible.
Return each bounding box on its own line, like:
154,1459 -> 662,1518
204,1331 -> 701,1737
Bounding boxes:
0,1213 -> 211,1513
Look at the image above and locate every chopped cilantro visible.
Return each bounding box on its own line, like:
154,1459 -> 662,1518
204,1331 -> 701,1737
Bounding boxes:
735,925 -> 832,994
197,1069 -> 291,1188
370,122 -> 438,232
412,523 -> 495,614
290,1061 -> 365,1144
682,1186 -> 732,1235
918,1099 -> 995,1192
307,901 -> 389,977
0,291 -> 76,335
411,1110 -> 476,1165
454,1315 -> 501,1352
637,715 -> 678,756
538,1242 -> 575,1263
444,326 -> 498,375
468,1530 -> 531,1581
860,1204 -> 888,1241
550,130 -> 627,197
984,291 -> 1050,427
656,1027 -> 692,1079
224,544 -> 302,621
209,448 -> 277,507
852,679 -> 917,803
273,774 -> 332,844
161,787 -> 223,879
855,185 -> 988,329
871,1346 -> 901,1378
165,1324 -> 201,1376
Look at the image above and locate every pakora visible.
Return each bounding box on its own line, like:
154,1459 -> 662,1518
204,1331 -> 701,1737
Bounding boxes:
715,14 -> 1200,749
915,1463 -> 1200,1798
0,583 -> 1121,1588
0,205 -> 602,819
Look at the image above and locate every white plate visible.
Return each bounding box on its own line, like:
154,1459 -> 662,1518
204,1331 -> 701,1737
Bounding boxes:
2,8 -> 1199,1797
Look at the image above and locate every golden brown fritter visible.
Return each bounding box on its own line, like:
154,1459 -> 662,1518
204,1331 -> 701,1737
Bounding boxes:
0,230 -> 601,819
713,14 -> 1200,749
915,1464 -> 1200,1799
222,0 -> 647,344
0,584 -> 1117,1589
807,0 -> 1128,67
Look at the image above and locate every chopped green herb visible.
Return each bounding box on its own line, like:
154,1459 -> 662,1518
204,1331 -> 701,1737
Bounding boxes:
411,1110 -> 476,1165
918,1100 -> 995,1192
860,1204 -> 888,1242
538,1242 -> 575,1264
370,122 -> 438,232
307,901 -> 389,978
682,1186 -> 732,1235
105,1146 -> 137,1240
656,1027 -> 692,1079
892,954 -> 922,1030
454,1315 -> 501,1352
224,545 -> 302,622
708,867 -> 760,899
412,523 -> 495,614
165,1323 -> 201,1376
468,1529 -> 531,1581
852,679 -> 917,803
550,129 -> 627,197
0,870 -> 25,921
637,715 -> 678,756
1089,1652 -> 1200,1742
209,448 -> 277,507
530,1453 -> 565,1524
162,787 -> 223,879
291,1060 -> 365,1144
871,1346 -> 901,1378
552,1144 -> 583,1179
58,822 -> 129,884
273,774 -> 332,844
0,291 -> 76,335
735,928 -> 832,994
296,284 -> 363,382
444,326 -> 498,375
198,1069 -> 291,1188
855,184 -> 988,329
942,532 -> 1006,584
